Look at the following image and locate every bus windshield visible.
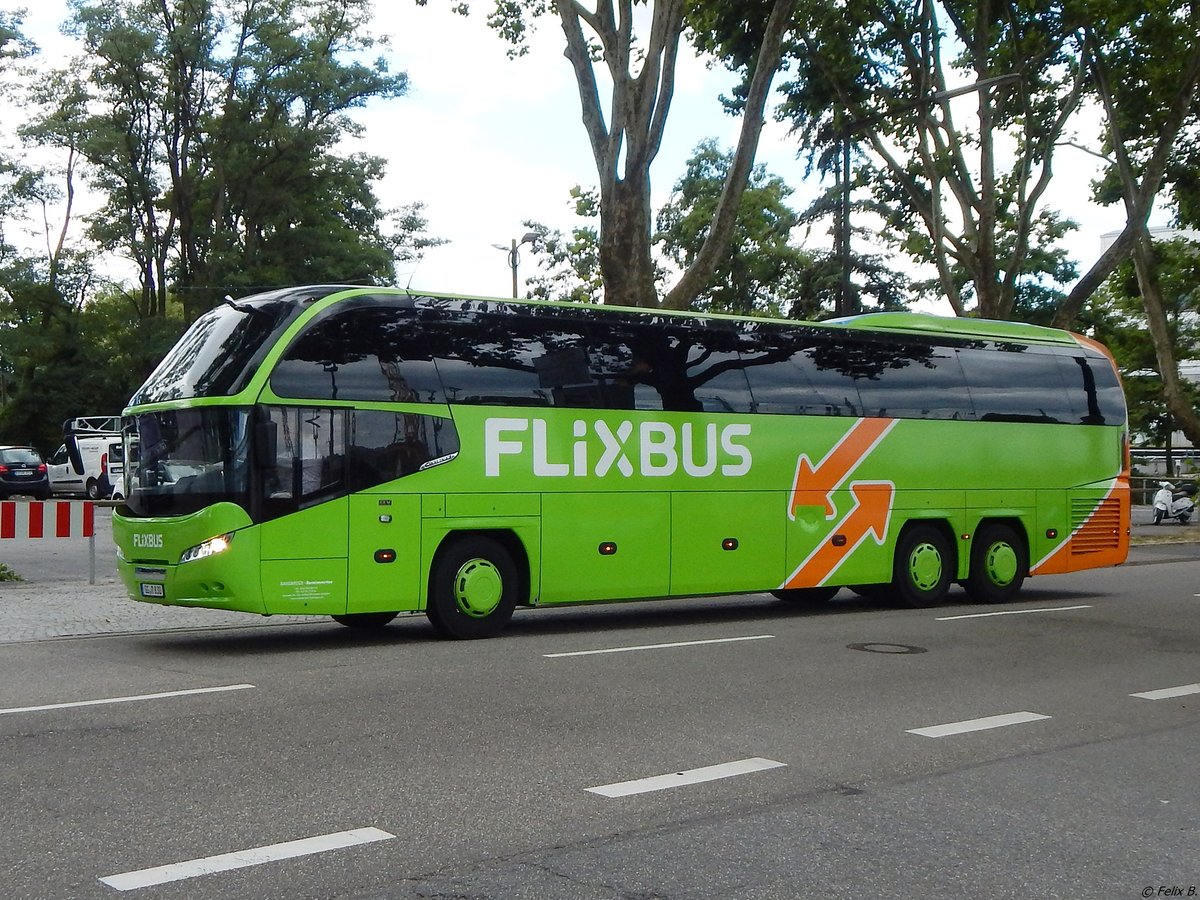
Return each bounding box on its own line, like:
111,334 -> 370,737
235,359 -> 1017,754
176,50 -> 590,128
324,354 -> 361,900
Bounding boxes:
124,408 -> 251,518
130,298 -> 302,404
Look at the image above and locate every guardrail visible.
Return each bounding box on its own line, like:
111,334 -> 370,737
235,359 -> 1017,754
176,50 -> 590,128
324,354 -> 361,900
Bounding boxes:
0,499 -> 117,585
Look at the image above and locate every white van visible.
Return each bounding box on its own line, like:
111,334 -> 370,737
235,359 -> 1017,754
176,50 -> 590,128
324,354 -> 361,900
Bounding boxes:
48,433 -> 123,499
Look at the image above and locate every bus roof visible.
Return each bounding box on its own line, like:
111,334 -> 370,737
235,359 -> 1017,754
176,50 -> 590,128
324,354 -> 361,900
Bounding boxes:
237,284 -> 1081,348
829,311 -> 1078,345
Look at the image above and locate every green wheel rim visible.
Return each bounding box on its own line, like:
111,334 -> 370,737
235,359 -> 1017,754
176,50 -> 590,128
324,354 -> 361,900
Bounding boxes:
908,542 -> 943,592
983,541 -> 1018,587
452,558 -> 503,618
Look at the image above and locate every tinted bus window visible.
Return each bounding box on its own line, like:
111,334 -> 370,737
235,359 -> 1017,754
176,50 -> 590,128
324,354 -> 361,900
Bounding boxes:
271,305 -> 445,403
260,406 -> 347,520
653,324 -> 753,414
1057,353 -> 1127,426
134,299 -> 302,403
959,346 -> 1075,423
854,342 -> 973,420
425,310 -> 592,407
348,410 -> 460,491
581,322 -> 664,410
739,328 -> 862,416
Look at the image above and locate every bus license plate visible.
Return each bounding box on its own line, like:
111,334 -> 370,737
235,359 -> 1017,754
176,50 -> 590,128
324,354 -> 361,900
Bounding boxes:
140,583 -> 165,598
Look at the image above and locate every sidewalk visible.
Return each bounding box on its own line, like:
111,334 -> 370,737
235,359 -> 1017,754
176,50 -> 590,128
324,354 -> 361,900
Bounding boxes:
0,576 -> 315,643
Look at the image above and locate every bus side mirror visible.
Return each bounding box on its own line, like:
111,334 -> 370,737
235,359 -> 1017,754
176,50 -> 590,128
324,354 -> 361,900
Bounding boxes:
254,420 -> 278,468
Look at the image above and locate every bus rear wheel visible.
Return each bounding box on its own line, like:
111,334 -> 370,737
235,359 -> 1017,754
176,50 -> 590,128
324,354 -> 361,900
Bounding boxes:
891,524 -> 953,608
964,524 -> 1027,603
332,612 -> 398,629
771,586 -> 839,603
427,536 -> 518,639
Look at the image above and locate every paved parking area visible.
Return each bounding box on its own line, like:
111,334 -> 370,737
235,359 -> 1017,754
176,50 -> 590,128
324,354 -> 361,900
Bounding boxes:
0,577 -> 314,643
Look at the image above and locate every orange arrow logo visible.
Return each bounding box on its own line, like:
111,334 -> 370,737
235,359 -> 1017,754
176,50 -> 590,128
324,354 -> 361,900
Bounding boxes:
782,481 -> 894,589
788,418 -> 896,520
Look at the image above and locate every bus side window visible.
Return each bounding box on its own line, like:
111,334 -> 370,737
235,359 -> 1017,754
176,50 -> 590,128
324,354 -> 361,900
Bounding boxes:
960,346 -> 1075,423
348,410 -> 461,490
271,304 -> 444,403
738,329 -> 861,416
1057,353 -> 1124,426
652,324 -> 754,414
260,407 -> 347,517
853,341 -> 974,420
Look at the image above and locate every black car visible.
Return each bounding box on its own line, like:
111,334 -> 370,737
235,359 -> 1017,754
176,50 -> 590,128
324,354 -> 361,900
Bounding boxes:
0,445 -> 51,500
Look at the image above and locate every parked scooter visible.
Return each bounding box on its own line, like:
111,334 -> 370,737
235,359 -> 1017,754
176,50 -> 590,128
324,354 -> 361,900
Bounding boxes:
1152,481 -> 1197,525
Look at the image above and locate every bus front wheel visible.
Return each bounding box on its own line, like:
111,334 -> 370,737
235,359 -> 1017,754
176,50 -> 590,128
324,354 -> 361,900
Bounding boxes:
427,536 -> 518,639
891,524 -> 953,608
963,524 -> 1027,603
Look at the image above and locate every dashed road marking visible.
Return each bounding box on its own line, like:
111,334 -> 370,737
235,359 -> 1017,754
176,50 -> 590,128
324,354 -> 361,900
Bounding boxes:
935,605 -> 1092,621
1130,683 -> 1200,700
587,757 -> 786,798
0,684 -> 255,716
545,634 -> 774,658
907,711 -> 1051,738
99,827 -> 395,891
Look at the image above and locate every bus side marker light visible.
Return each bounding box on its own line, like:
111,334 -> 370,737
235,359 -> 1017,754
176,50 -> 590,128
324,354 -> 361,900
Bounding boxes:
599,542 -> 618,556
831,534 -> 847,547
722,538 -> 739,551
961,533 -> 971,541
1046,528 -> 1058,539
374,549 -> 397,564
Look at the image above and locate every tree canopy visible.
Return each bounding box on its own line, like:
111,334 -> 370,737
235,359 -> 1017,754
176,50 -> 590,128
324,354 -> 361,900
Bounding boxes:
419,0 -> 799,309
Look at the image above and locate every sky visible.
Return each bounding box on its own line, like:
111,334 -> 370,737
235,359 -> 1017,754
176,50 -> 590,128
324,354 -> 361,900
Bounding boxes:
10,1 -> 1155,317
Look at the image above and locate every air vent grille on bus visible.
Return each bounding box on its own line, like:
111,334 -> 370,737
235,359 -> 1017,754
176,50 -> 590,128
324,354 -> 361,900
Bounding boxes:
1069,498 -> 1122,555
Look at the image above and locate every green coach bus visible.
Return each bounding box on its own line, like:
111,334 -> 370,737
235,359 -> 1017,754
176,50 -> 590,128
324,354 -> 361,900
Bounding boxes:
112,286 -> 1129,638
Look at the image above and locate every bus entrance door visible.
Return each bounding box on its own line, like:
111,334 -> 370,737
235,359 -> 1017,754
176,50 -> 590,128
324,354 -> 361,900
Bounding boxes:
260,500 -> 349,615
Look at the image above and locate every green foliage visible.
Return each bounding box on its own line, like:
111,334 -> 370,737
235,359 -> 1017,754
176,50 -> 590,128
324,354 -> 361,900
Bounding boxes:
706,0 -> 1089,320
0,0 -> 440,440
0,266 -> 185,451
655,139 -> 817,317
524,187 -> 605,305
1092,239 -> 1200,444
27,0 -> 421,317
655,139 -> 910,319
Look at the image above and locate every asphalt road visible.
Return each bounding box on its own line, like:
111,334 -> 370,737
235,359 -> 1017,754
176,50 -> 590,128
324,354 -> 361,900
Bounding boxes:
1,545 -> 1198,899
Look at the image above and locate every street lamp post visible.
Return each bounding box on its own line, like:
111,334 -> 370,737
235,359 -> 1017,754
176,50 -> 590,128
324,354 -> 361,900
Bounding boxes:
493,231 -> 540,298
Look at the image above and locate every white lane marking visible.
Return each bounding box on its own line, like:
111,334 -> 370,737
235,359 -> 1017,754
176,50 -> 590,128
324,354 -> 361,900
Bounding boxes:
545,634 -> 773,658
0,684 -> 255,716
99,827 -> 395,891
587,757 -> 786,798
907,711 -> 1051,738
1131,683 -> 1200,701
936,605 -> 1092,621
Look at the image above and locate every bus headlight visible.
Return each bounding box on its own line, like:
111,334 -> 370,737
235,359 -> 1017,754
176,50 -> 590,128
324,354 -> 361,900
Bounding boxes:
179,532 -> 234,564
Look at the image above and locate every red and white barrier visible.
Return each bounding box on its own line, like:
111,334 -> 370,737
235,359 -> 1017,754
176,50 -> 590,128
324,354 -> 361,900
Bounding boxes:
0,500 -> 95,539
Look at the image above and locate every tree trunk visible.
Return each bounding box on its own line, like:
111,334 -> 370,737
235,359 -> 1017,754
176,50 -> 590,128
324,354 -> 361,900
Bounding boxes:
598,175 -> 659,308
661,0 -> 797,311
1130,230 -> 1200,447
